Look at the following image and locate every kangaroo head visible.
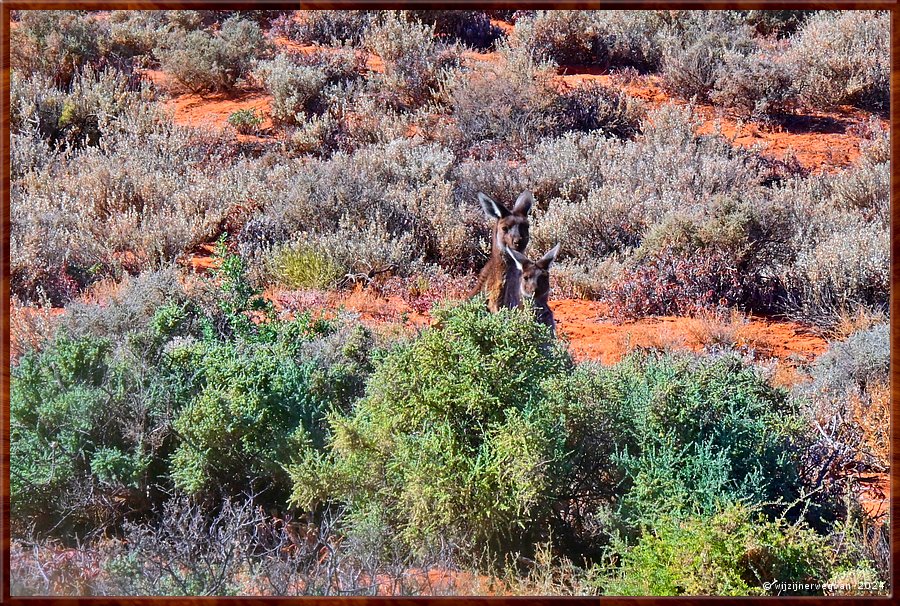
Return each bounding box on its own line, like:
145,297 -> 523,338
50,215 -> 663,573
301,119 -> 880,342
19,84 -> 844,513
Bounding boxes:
478,191 -> 533,253
505,243 -> 560,300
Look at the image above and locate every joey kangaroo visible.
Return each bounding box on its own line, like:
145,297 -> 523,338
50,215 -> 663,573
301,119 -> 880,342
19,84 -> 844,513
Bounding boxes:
505,243 -> 561,337
469,191 -> 534,312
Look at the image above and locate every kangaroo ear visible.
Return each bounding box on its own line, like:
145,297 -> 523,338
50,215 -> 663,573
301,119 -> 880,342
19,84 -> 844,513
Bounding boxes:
536,243 -> 560,269
478,193 -> 510,219
504,246 -> 528,272
512,191 -> 534,216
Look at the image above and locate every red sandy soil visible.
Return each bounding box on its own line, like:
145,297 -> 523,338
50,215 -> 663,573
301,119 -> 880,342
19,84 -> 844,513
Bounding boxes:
553,72 -> 886,173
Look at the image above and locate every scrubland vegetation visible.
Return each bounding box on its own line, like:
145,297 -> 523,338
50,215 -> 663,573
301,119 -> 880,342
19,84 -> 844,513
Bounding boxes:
9,9 -> 890,596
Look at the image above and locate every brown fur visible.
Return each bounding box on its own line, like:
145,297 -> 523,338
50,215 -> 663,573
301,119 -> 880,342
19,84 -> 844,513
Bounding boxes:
469,191 -> 534,312
506,244 -> 560,337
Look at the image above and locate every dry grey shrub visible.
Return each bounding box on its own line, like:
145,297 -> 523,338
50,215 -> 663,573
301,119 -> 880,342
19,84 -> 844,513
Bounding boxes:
450,41 -> 560,153
287,10 -> 373,46
796,324 -> 889,483
238,139 -> 479,285
710,48 -> 797,121
11,106 -> 240,303
255,54 -> 329,125
659,11 -> 756,102
154,16 -> 272,94
515,10 -> 669,70
531,184 -> 644,264
364,11 -> 461,108
11,67 -> 155,148
11,10 -> 107,84
784,10 -> 889,112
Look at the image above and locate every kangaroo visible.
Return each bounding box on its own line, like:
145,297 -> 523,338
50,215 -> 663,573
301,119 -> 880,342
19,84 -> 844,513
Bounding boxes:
469,191 -> 534,312
505,243 -> 561,337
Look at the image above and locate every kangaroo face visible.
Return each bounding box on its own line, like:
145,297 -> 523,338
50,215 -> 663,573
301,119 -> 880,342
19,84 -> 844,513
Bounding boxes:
506,244 -> 561,300
478,191 -> 534,253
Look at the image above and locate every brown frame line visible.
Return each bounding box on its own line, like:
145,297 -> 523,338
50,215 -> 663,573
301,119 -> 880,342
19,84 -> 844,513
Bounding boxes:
0,1 -> 896,603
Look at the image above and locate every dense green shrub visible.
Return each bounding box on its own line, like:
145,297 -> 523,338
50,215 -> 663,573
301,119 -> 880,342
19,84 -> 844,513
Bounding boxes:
600,504 -> 835,596
557,353 -> 814,530
154,16 -> 272,93
289,300 -> 572,556
10,324 -> 182,535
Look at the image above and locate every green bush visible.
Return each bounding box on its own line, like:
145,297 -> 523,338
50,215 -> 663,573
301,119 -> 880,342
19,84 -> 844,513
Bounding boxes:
553,352 -> 815,530
154,16 -> 271,93
600,503 -> 835,596
270,242 -> 345,289
227,108 -> 263,134
289,299 -> 572,556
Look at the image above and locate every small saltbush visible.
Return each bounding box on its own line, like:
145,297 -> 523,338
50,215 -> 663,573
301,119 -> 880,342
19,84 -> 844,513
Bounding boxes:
154,16 -> 272,93
289,299 -> 573,556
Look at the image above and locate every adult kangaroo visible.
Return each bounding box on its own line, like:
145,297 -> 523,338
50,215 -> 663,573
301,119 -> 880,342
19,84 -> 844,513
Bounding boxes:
505,243 -> 561,337
469,191 -> 534,312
